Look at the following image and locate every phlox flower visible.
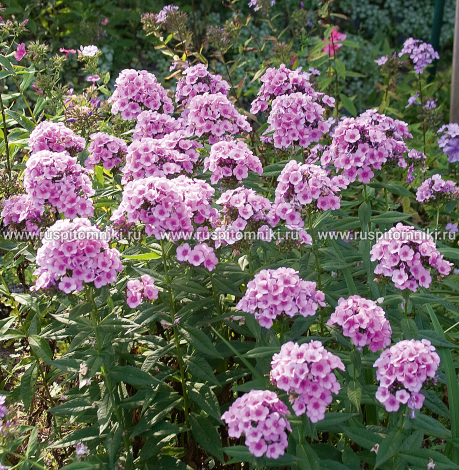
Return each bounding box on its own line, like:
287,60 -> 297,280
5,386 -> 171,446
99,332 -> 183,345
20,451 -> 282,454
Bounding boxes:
270,341 -> 345,422
236,267 -> 325,328
31,218 -> 122,293
327,295 -> 391,352
110,69 -> 174,120
86,132 -> 127,171
126,274 -> 158,308
374,339 -> 440,414
399,38 -> 439,74
221,390 -> 291,459
133,110 -> 185,140
370,223 -> 453,292
204,140 -> 262,186
416,174 -> 459,204
322,29 -> 346,56
29,121 -> 85,156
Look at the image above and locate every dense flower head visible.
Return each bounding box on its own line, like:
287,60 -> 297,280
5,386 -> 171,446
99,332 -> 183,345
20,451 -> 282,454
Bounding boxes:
80,45 -> 98,57
322,28 -> 346,56
28,121 -> 86,156
150,4 -> 179,25
327,295 -> 392,352
126,274 -> 159,308
321,110 -> 425,183
370,223 -> 453,291
204,140 -> 262,185
399,38 -> 439,74
32,218 -> 122,293
176,242 -> 218,271
269,161 -> 347,229
374,339 -> 440,414
221,389 -> 291,459
175,64 -> 230,117
133,110 -> 185,141
416,174 -> 459,203
24,150 -> 95,219
438,123 -> 459,163
121,131 -> 202,183
262,92 -> 331,150
1,194 -> 43,234
236,267 -> 326,328
270,341 -> 345,422
111,175 -> 217,239
86,132 -> 128,171
250,64 -> 332,115
214,186 -> 277,248
186,93 -> 251,144
110,69 -> 174,120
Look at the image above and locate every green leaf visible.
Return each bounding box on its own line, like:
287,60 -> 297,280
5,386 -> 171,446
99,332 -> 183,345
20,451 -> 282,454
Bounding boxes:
25,425 -> 38,458
50,399 -> 94,415
20,70 -> 35,92
211,275 -> 243,297
180,325 -> 222,359
347,380 -> 362,409
315,412 -> 357,430
49,427 -> 100,448
187,383 -> 221,421
20,363 -> 38,411
339,94 -> 357,117
109,366 -> 156,387
418,330 -> 458,349
189,413 -> 224,460
369,182 -> 414,198
0,55 -> 15,73
171,279 -> 208,295
5,109 -> 35,132
122,252 -> 161,260
370,211 -> 412,223
374,429 -> 405,468
401,318 -> 418,340
28,335 -> 52,361
94,165 -> 104,184
184,355 -> 219,387
399,450 -> 459,469
223,445 -> 255,465
341,427 -> 382,449
335,59 -> 346,77
297,440 -> 320,470
358,201 -> 371,231
411,412 -> 451,439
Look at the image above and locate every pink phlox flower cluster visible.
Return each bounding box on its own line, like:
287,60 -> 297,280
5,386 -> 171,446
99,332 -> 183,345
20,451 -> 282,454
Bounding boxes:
214,186 -> 277,248
121,131 -> 202,183
399,38 -> 439,74
126,274 -> 159,308
322,29 -> 346,56
438,123 -> 459,163
270,161 -> 347,229
370,223 -> 453,291
321,110 -> 424,183
416,174 -> 459,203
29,121 -> 86,156
133,110 -> 185,140
221,389 -> 291,459
250,64 -> 333,115
1,194 -> 43,234
86,132 -> 128,170
327,295 -> 392,352
186,93 -> 252,144
176,242 -> 218,271
175,64 -> 230,118
111,175 -> 217,239
204,140 -> 262,185
32,218 -> 122,293
110,69 -> 174,120
262,92 -> 331,150
24,150 -> 95,219
270,341 -> 344,422
236,267 -> 326,328
374,339 -> 440,414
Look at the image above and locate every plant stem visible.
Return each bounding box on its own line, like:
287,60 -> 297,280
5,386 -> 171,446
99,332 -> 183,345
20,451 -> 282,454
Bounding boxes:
308,212 -> 323,335
160,240 -> 191,441
0,90 -> 11,179
418,76 -> 427,157
86,286 -> 131,453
